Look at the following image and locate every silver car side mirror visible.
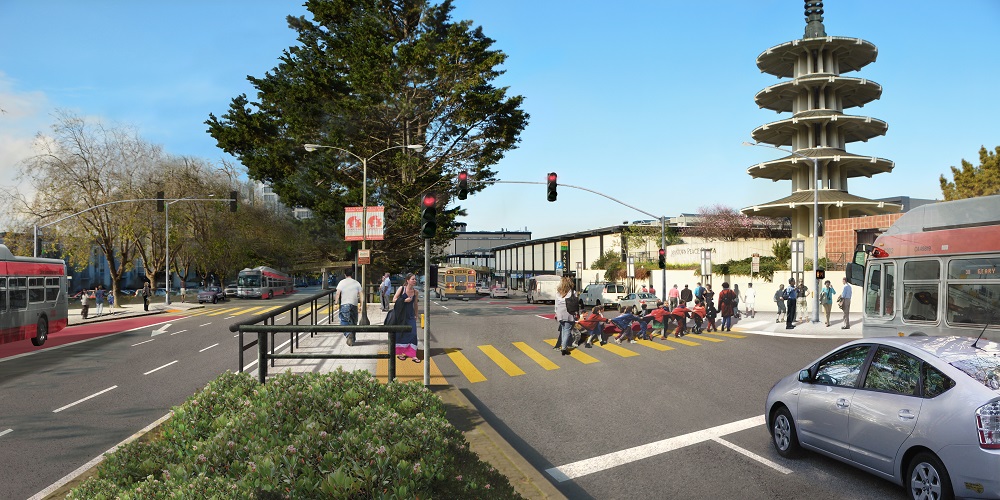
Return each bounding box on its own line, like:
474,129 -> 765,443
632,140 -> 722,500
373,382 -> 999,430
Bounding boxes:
798,369 -> 812,383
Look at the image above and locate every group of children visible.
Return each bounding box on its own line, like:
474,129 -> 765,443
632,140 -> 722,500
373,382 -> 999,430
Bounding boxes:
560,299 -> 722,349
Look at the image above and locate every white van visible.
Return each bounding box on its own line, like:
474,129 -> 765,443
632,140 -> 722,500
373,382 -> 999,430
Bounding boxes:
579,282 -> 627,309
526,275 -> 562,304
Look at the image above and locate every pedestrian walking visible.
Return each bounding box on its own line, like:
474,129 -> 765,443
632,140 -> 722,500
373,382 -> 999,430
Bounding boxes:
774,284 -> 786,323
335,268 -> 363,346
796,283 -> 810,323
554,277 -> 577,355
668,284 -> 680,309
392,273 -> 420,362
80,289 -> 90,319
743,283 -> 756,318
784,279 -> 798,329
690,300 -> 707,334
819,280 -> 836,326
669,301 -> 691,337
718,282 -> 737,332
693,282 -> 704,303
180,284 -> 186,303
840,277 -> 853,329
732,284 -> 741,319
379,273 -> 393,312
680,284 -> 693,304
705,299 -> 718,332
140,282 -> 151,311
703,284 -> 715,306
94,285 -> 105,317
107,291 -> 115,310
579,305 -> 610,347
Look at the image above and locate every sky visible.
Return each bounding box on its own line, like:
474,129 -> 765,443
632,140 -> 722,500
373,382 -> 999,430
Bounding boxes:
2,0 -> 998,240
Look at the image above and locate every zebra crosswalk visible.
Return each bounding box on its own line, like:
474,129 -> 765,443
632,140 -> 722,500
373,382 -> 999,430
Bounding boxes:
440,331 -> 747,384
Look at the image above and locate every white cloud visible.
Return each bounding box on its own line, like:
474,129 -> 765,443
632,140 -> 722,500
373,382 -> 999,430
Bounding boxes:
0,72 -> 52,196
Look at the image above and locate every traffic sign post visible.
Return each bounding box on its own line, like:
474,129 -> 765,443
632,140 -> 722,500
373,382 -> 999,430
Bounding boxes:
357,249 -> 371,265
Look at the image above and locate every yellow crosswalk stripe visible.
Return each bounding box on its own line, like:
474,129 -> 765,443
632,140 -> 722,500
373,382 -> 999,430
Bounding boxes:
478,345 -> 526,377
234,306 -> 266,316
206,307 -> 242,316
662,336 -> 701,346
445,348 -> 487,383
706,331 -> 746,339
635,339 -> 675,351
543,339 -> 599,364
598,342 -> 639,357
687,333 -> 724,342
512,342 -> 559,370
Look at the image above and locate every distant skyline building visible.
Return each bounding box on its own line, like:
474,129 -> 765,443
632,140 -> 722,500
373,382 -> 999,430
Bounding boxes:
743,0 -> 900,240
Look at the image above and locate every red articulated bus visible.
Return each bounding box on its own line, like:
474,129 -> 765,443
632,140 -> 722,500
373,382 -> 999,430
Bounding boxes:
236,266 -> 293,299
0,244 -> 69,346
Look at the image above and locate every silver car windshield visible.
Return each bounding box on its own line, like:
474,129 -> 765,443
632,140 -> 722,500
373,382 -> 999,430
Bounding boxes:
951,357 -> 1000,390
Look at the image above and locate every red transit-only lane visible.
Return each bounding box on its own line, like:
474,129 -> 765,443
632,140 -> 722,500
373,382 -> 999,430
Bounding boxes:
0,316 -> 185,359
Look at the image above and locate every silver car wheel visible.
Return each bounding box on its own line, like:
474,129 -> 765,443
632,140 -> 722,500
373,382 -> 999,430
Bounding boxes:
770,407 -> 801,458
773,414 -> 791,451
908,453 -> 951,500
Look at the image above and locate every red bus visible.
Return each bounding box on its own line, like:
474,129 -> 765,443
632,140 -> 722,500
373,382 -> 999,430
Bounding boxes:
0,245 -> 69,346
846,195 -> 1000,341
236,266 -> 293,299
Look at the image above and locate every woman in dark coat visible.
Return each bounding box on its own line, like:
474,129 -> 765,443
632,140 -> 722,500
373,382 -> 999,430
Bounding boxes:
717,282 -> 737,332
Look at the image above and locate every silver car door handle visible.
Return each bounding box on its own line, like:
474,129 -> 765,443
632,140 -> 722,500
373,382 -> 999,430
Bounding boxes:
836,398 -> 850,408
898,410 -> 916,420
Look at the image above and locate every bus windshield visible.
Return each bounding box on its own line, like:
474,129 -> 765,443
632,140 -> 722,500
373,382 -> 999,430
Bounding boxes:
238,274 -> 260,287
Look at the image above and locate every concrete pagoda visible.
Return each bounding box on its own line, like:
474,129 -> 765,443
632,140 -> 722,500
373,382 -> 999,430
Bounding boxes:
743,1 -> 900,241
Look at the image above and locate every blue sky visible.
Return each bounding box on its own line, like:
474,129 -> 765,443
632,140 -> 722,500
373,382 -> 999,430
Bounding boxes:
2,1 -> 998,239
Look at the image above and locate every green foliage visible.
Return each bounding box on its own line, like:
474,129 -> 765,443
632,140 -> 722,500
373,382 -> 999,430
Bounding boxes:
771,239 -> 791,264
939,145 -> 1000,201
712,256 -> 781,282
206,0 -> 529,272
69,370 -> 521,499
590,250 -> 625,282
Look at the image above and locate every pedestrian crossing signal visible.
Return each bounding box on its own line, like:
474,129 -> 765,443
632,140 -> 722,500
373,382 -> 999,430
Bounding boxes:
816,268 -> 825,280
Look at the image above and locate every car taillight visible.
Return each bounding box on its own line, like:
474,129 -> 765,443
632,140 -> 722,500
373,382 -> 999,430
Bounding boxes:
976,401 -> 1000,449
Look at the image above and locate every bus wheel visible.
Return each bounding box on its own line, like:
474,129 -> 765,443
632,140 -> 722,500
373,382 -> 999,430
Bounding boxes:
31,317 -> 49,346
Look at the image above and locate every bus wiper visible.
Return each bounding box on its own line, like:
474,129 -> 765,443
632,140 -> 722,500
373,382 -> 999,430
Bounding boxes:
971,311 -> 995,350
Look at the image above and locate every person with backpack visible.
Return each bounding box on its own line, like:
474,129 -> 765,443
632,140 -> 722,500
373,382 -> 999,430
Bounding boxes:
784,278 -> 798,329
554,277 -> 578,355
579,305 -> 610,347
774,284 -> 786,323
717,282 -> 737,332
690,299 -> 707,334
819,280 -> 836,327
705,299 -> 719,332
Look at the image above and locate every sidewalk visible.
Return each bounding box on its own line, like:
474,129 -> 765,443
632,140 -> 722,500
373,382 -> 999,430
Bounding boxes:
725,308 -> 863,339
68,300 -> 202,327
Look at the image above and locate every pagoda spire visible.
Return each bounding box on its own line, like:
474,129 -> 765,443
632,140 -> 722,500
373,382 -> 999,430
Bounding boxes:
804,1 -> 826,38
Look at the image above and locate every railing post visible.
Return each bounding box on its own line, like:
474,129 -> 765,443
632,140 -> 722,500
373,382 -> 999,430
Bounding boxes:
238,329 -> 244,372
257,331 -> 268,383
388,331 -> 396,382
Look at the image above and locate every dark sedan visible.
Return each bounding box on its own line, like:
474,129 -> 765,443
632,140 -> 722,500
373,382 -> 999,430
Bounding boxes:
197,286 -> 226,304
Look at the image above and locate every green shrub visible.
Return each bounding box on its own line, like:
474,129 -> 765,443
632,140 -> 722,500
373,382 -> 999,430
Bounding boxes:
68,370 -> 521,499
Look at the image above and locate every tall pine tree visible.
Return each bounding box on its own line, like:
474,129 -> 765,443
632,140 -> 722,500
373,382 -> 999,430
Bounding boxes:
939,145 -> 1000,200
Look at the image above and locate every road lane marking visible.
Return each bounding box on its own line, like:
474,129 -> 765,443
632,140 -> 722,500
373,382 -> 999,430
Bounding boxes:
479,345 -> 525,376
143,360 -> 178,375
598,342 -> 639,357
706,331 -> 746,339
198,322 -> 212,327
688,334 -> 724,342
0,428 -> 12,437
131,339 -> 155,347
206,307 -> 241,316
662,336 -> 701,346
53,386 -> 118,413
712,437 -> 792,474
512,342 -> 559,370
543,339 -> 599,364
635,339 -> 674,351
546,415 -> 765,481
169,329 -> 188,336
199,343 -> 219,352
445,348 -> 486,383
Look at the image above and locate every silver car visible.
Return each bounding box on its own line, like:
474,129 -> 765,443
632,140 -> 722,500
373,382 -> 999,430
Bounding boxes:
766,336 -> 1000,499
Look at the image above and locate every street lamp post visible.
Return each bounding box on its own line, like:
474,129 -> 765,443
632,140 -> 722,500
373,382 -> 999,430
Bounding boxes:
304,143 -> 424,325
742,141 -> 821,323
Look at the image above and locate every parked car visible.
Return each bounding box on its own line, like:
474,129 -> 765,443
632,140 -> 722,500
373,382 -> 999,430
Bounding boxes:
224,283 -> 238,297
490,284 -> 509,298
766,335 -> 1000,500
618,292 -> 659,312
476,282 -> 492,295
197,286 -> 226,304
579,282 -> 627,309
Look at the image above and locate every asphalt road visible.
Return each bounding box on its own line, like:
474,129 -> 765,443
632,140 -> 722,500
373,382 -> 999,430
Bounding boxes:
427,296 -> 910,499
0,295 -> 306,500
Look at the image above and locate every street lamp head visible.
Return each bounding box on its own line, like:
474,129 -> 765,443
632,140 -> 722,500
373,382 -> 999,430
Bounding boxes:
407,145 -> 425,152
741,141 -> 757,147
303,144 -> 320,152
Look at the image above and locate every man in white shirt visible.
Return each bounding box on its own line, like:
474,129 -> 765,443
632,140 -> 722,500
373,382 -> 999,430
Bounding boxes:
379,273 -> 393,311
335,268 -> 363,345
743,283 -> 757,318
841,277 -> 853,329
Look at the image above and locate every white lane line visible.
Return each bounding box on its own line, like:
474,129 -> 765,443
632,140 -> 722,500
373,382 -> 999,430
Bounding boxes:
199,343 -> 219,352
143,360 -> 178,375
712,437 -> 792,474
224,316 -> 238,319
53,386 -> 118,413
131,339 -> 155,347
199,322 -> 211,327
0,428 -> 12,437
168,329 -> 188,336
546,415 -> 765,482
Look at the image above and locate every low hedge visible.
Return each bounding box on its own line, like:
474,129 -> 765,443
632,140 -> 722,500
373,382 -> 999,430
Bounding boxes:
67,369 -> 521,499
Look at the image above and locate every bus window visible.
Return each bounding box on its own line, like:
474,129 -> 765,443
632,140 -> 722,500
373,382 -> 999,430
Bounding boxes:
0,277 -> 6,311
10,277 -> 26,309
884,263 -> 895,316
28,277 -> 45,303
902,261 -> 939,322
865,264 -> 881,316
947,257 -> 1000,327
45,277 -> 60,302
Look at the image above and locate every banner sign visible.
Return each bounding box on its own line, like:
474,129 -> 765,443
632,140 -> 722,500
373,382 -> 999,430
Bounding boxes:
345,206 -> 385,241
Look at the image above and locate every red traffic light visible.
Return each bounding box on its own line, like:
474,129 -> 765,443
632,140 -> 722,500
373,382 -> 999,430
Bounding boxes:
422,194 -> 436,207
547,173 -> 557,182
458,171 -> 468,181
658,248 -> 665,257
